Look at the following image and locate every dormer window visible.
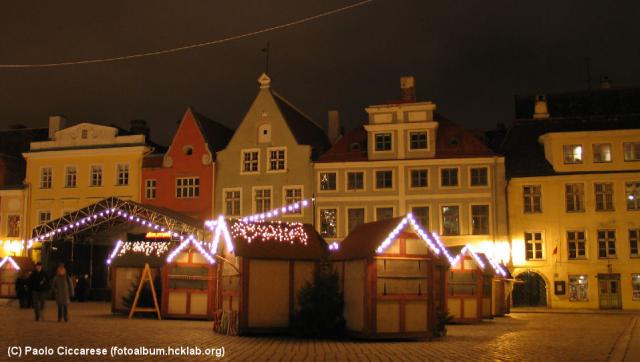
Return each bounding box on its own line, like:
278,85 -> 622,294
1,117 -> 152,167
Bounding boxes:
349,142 -> 361,152
258,124 -> 272,143
409,131 -> 428,150
374,133 -> 392,151
563,145 -> 583,164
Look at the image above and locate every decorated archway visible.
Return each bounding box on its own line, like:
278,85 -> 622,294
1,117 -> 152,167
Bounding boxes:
512,270 -> 547,307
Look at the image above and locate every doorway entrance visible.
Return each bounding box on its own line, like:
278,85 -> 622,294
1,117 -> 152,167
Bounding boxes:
598,274 -> 622,309
513,271 -> 547,307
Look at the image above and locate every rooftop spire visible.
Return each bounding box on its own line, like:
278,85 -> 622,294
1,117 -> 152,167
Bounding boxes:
258,73 -> 271,89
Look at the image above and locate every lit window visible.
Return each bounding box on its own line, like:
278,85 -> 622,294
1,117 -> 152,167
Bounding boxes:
632,274 -> 640,300
624,142 -> 640,161
90,165 -> 102,187
593,143 -> 612,163
629,229 -> 638,258
225,190 -> 240,216
347,208 -> 365,233
470,167 -> 488,186
441,206 -> 460,236
38,211 -> 51,225
376,207 -> 393,221
145,179 -> 156,199
347,172 -> 364,190
284,187 -> 302,215
565,183 -> 585,212
375,133 -> 392,151
117,164 -> 129,186
471,205 -> 489,235
568,275 -> 589,302
567,231 -> 586,259
626,182 -> 640,210
597,230 -> 616,258
268,148 -> 286,171
594,182 -> 614,211
254,188 -> 271,213
375,170 -> 393,189
563,145 -> 583,164
7,215 -> 20,237
320,209 -> 337,238
242,151 -> 259,173
409,131 -> 428,150
525,232 -> 544,260
523,185 -> 542,213
176,177 -> 200,198
40,167 -> 52,189
65,166 -> 77,188
441,168 -> 458,187
412,206 -> 429,230
319,172 -> 336,191
410,169 -> 428,188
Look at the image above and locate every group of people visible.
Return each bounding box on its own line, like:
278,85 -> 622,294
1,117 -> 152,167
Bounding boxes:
15,262 -> 90,322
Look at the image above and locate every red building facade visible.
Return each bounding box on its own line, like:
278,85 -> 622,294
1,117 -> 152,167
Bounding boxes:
141,108 -> 232,221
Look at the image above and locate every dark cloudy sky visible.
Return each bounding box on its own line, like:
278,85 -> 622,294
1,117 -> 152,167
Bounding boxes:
1,0 -> 639,145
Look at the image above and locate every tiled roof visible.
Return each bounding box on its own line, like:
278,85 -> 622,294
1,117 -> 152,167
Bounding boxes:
501,115 -> 640,179
271,91 -> 330,160
0,127 -> 48,158
317,126 -> 367,162
142,153 -> 163,168
189,108 -> 234,160
230,222 -> 327,261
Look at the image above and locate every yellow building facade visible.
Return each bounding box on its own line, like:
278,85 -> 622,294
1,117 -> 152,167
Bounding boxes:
0,188 -> 27,258
23,120 -> 151,261
506,122 -> 640,309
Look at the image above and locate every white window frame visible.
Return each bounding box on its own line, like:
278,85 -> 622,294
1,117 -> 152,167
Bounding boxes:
223,187 -> 242,217
345,171 -> 366,191
439,167 -> 460,188
408,168 -> 429,190
374,169 -> 395,191
440,204 -> 461,236
37,210 -> 52,225
318,207 -> 339,239
346,207 -> 366,234
64,165 -> 77,188
252,186 -> 273,214
626,181 -> 640,211
630,229 -> 639,258
116,163 -> 129,186
175,177 -> 200,199
470,203 -> 491,236
624,142 -> 640,162
524,231 -> 545,260
469,166 -> 490,187
597,229 -> 616,259
373,132 -> 393,153
592,143 -> 612,163
410,205 -> 431,231
632,274 -> 640,301
594,182 -> 614,212
40,167 -> 52,189
567,230 -> 587,260
318,171 -> 338,192
523,184 -> 542,213
90,164 -> 103,187
267,146 -> 287,173
145,179 -> 157,200
568,275 -> 589,302
374,205 -> 395,221
282,185 -> 304,217
565,183 -> 585,213
407,130 -> 429,151
563,144 -> 584,164
240,148 -> 260,175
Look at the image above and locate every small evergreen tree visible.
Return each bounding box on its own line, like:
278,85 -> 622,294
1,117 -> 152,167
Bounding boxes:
291,262 -> 345,338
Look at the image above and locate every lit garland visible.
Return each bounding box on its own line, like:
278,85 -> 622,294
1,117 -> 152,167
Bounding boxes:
166,236 -> 216,265
375,213 -> 441,256
449,245 -> 486,270
29,207 -> 191,245
2,240 -> 25,255
230,220 -> 308,245
0,256 -> 20,270
208,216 -> 234,253
106,240 -> 172,265
226,199 -> 311,223
328,242 -> 340,251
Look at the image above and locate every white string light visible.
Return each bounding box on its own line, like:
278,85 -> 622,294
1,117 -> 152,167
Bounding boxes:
0,256 -> 20,270
208,216 -> 234,253
231,220 -> 309,245
237,199 -> 311,223
0,1 -> 373,68
166,236 -> 215,265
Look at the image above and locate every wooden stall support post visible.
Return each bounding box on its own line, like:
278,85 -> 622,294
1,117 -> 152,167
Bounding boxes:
128,263 -> 162,320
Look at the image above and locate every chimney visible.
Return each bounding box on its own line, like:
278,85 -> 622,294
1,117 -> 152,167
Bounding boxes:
533,95 -> 550,119
600,76 -> 612,89
130,119 -> 150,140
327,110 -> 342,144
48,115 -> 67,140
400,76 -> 416,102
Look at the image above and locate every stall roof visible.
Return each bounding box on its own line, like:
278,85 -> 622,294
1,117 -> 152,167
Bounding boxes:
230,222 -> 327,261
108,241 -> 174,268
0,256 -> 33,271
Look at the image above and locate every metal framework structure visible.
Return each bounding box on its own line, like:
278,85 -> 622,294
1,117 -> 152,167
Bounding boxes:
31,197 -> 204,242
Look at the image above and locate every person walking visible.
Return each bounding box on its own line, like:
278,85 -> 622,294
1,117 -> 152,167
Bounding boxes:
28,262 -> 49,321
51,264 -> 74,322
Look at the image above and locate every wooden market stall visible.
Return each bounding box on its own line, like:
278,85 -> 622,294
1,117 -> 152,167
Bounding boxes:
445,246 -> 495,323
0,256 -> 33,298
490,262 -> 513,317
162,237 -> 217,319
216,220 -> 327,335
329,215 -> 449,339
108,239 -> 172,314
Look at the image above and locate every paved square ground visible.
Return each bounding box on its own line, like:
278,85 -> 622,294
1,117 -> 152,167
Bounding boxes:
1,300 -> 638,361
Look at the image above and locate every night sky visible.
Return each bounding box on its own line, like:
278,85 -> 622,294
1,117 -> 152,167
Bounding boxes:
1,0 -> 639,145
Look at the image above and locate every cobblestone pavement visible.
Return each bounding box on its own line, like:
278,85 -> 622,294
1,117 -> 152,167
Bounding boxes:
1,300 -> 638,362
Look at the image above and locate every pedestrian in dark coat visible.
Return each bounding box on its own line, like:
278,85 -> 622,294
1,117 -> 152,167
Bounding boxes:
15,271 -> 30,308
51,264 -> 74,322
27,262 -> 49,321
